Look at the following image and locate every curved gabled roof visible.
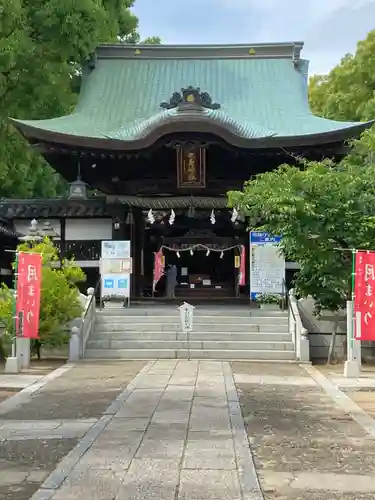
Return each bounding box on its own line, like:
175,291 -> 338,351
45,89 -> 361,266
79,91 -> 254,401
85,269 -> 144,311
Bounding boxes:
10,42 -> 373,150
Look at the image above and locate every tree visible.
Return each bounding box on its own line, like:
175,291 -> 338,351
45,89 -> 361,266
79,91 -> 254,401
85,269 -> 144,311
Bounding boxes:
309,30 -> 375,122
0,239 -> 86,359
0,0 -> 158,198
228,129 -> 375,315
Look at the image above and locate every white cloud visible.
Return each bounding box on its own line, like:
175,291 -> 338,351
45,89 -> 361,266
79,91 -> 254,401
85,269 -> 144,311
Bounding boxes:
133,0 -> 375,74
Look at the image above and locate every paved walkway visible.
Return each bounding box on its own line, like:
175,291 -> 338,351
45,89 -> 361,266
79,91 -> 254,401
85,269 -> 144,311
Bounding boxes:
0,419 -> 98,440
30,360 -> 261,500
3,360 -> 375,500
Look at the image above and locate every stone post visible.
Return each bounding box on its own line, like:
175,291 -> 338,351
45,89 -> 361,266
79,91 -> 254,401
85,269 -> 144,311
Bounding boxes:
299,327 -> 310,362
344,300 -> 361,377
16,337 -> 31,369
69,326 -> 80,362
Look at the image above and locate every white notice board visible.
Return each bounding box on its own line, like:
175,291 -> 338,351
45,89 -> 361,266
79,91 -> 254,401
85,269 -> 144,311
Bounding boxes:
249,231 -> 285,299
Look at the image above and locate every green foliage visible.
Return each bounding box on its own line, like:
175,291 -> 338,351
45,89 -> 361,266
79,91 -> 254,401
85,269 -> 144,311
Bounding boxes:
0,285 -> 14,359
228,130 -> 375,313
0,0 -> 158,198
141,36 -> 162,44
309,30 -> 375,121
0,239 -> 86,356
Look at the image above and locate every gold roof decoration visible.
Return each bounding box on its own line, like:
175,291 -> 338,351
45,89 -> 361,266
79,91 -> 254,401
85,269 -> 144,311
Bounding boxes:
249,48 -> 256,56
134,48 -> 141,56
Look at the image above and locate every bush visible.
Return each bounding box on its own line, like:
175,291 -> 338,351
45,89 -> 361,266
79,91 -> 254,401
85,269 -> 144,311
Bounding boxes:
0,286 -> 13,360
0,239 -> 86,358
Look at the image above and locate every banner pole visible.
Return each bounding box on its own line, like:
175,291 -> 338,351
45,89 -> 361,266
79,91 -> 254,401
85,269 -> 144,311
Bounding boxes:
344,249 -> 360,377
351,249 -> 356,350
11,252 -> 19,358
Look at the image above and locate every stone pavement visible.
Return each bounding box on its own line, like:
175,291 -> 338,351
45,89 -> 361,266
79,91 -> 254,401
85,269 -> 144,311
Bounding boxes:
0,419 -> 98,440
30,360 -> 262,500
3,359 -> 375,500
0,374 -> 44,389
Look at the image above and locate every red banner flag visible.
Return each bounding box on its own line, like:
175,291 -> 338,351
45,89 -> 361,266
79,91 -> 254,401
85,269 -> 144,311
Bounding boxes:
354,251 -> 375,340
153,249 -> 165,292
16,252 -> 42,339
239,245 -> 246,286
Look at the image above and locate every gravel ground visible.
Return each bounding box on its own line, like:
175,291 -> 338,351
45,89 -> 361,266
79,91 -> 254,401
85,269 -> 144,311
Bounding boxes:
0,389 -> 19,403
1,360 -> 146,420
0,360 -> 147,500
232,362 -> 309,377
232,362 -> 375,499
0,439 -> 78,500
349,390 -> 375,418
263,493 -> 375,500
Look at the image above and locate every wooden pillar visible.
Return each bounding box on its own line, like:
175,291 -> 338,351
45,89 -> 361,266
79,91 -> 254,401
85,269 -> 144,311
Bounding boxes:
125,208 -> 141,298
59,218 -> 66,261
128,209 -> 143,298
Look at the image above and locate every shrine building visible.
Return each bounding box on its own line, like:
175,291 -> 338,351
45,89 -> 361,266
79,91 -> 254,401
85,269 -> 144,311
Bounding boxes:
0,42 -> 372,299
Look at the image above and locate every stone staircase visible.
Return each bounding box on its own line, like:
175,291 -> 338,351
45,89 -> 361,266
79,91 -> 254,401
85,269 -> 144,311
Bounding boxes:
84,305 -> 296,360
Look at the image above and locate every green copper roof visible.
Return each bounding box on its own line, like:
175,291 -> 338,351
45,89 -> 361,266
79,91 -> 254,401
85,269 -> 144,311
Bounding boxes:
10,42 -> 373,149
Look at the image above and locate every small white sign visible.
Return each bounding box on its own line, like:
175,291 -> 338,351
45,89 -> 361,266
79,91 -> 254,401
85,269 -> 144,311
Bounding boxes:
100,258 -> 132,275
101,240 -> 130,259
101,274 -> 130,299
178,302 -> 195,333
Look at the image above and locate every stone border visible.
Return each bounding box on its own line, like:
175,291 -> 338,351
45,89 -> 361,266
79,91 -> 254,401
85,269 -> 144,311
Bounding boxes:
223,362 -> 264,500
29,361 -> 154,500
0,364 -> 74,416
302,364 -> 375,439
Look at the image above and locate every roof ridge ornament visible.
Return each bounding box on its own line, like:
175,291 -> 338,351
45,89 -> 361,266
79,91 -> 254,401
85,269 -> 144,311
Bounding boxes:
160,86 -> 221,110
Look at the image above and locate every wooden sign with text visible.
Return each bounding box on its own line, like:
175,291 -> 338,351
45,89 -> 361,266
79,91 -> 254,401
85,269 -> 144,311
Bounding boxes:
176,147 -> 206,188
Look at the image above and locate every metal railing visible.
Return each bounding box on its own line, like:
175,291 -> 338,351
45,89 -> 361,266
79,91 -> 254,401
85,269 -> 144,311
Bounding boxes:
283,279 -> 310,362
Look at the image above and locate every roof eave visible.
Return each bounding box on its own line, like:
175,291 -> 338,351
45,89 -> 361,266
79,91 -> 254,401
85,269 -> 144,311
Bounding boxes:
95,42 -> 305,61
10,117 -> 374,152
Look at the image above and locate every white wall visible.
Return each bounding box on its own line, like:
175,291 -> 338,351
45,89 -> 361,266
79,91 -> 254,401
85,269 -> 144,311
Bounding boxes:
65,219 -> 112,241
14,219 -> 61,240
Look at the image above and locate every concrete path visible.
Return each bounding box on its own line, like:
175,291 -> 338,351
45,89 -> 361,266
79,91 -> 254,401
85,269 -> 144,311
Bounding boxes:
4,360 -> 375,500
0,374 -> 44,389
0,419 -> 98,440
30,360 -> 262,500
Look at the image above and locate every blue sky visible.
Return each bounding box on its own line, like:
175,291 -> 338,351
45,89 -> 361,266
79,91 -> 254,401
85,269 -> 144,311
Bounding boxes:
132,0 -> 375,75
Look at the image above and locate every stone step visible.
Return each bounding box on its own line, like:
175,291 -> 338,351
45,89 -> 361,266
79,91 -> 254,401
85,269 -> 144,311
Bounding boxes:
95,323 -> 289,333
86,339 -> 295,351
96,308 -> 286,318
90,331 -> 292,342
84,348 -> 296,360
96,315 -> 288,325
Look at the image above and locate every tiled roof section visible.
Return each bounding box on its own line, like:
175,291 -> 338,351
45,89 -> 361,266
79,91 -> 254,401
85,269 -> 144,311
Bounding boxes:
0,218 -> 18,238
10,42 -> 373,146
0,200 -> 112,219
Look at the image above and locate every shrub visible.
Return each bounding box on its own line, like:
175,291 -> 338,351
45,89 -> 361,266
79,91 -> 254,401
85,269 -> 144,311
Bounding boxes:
0,239 -> 86,358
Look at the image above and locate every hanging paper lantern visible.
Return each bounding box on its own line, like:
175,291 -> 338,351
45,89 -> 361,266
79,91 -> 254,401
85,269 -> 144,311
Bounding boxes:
231,207 -> 239,223
169,209 -> 175,225
210,210 -> 216,225
147,209 -> 155,224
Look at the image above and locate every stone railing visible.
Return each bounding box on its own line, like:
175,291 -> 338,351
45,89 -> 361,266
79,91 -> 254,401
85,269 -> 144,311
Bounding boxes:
288,288 -> 310,362
69,287 -> 97,361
